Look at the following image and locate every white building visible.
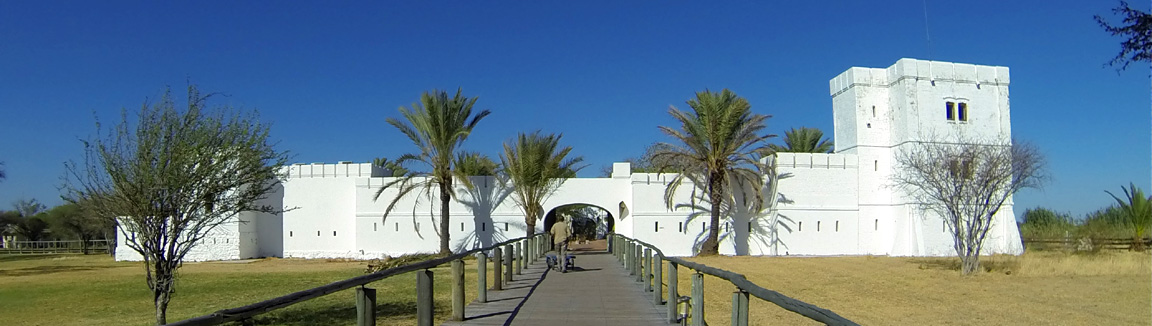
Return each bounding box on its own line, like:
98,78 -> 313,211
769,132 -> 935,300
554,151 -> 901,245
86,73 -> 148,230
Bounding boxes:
116,58 -> 1024,261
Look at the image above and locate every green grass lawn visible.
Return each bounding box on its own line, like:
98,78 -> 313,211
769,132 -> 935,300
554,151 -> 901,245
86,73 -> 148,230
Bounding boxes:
0,254 -> 495,326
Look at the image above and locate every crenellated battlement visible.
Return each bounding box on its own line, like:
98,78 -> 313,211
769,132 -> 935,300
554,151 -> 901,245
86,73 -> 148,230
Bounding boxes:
830,58 -> 1009,96
285,162 -> 386,178
773,153 -> 859,169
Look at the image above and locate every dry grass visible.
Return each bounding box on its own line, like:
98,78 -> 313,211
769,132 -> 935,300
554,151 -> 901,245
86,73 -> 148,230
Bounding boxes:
667,251 -> 1151,325
0,254 -> 500,326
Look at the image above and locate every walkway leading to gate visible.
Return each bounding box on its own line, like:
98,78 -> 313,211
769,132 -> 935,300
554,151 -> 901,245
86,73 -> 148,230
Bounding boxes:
442,249 -> 667,326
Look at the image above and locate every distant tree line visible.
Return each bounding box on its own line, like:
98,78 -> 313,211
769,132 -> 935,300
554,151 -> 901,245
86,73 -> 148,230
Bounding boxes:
0,198 -> 115,254
1020,183 -> 1152,250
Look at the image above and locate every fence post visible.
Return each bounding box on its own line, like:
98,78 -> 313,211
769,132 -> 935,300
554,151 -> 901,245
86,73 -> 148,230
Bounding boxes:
635,244 -> 643,282
667,261 -> 678,323
416,269 -> 434,326
627,241 -> 635,275
356,286 -> 376,326
731,290 -> 749,326
477,252 -> 488,303
493,247 -> 503,291
515,242 -> 522,275
451,259 -> 465,321
644,248 -> 653,291
527,238 -> 534,265
504,245 -> 513,284
691,272 -> 705,326
653,253 -> 663,305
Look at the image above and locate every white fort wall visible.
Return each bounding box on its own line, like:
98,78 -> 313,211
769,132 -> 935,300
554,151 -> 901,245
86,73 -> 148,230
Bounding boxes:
115,58 -> 1025,261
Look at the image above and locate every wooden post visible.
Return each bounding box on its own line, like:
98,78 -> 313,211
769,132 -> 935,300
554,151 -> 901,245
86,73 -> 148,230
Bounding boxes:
515,242 -> 522,275
653,253 -> 663,305
493,247 -> 503,291
416,269 -> 434,326
356,286 -> 376,326
477,252 -> 488,303
691,272 -> 704,326
638,246 -> 647,283
731,290 -> 749,326
504,245 -> 513,284
627,241 -> 635,275
644,248 -> 653,291
451,260 -> 465,321
635,244 -> 643,282
667,261 -> 678,323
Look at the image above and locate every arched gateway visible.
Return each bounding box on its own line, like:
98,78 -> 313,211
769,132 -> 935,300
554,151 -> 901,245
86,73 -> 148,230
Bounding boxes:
116,59 -> 1025,262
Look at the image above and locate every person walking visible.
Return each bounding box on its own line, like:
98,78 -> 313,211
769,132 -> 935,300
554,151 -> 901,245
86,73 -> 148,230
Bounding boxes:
550,216 -> 570,273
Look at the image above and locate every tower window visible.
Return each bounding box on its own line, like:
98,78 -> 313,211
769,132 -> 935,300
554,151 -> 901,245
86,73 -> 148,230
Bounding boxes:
872,106 -> 876,117
946,101 -> 956,120
958,103 -> 968,121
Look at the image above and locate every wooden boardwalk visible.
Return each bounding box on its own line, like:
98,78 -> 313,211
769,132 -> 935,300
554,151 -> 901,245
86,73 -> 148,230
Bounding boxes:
441,249 -> 668,326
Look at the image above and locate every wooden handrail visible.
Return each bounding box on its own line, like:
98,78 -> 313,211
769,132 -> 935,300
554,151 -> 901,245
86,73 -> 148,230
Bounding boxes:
612,233 -> 859,326
166,234 -> 546,326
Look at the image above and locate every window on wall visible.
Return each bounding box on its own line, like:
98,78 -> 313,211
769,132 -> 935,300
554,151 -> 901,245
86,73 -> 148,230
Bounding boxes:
958,103 -> 968,121
946,101 -> 956,120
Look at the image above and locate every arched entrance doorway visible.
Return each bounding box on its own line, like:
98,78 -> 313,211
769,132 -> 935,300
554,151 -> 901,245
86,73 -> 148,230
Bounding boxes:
542,204 -> 614,251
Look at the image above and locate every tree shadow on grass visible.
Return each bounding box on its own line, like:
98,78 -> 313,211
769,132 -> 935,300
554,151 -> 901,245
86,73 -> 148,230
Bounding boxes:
0,265 -> 117,276
238,300 -> 422,326
908,257 -> 1020,274
0,254 -> 68,263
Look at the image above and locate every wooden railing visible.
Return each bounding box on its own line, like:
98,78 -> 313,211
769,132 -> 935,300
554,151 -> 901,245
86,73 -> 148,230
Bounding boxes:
165,233 -> 549,326
0,240 -> 111,254
1023,237 -> 1152,251
610,234 -> 858,326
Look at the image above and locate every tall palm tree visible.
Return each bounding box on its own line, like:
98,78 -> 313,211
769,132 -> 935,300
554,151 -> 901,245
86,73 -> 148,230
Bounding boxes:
374,89 -> 491,255
769,127 -> 833,153
653,89 -> 774,256
501,131 -> 584,237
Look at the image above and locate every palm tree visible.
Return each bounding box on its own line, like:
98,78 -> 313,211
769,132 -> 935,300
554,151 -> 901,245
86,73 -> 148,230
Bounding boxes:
374,89 -> 491,255
454,151 -> 499,177
372,157 -> 410,177
769,127 -> 833,153
501,131 -> 584,237
653,89 -> 774,256
1106,183 -> 1152,251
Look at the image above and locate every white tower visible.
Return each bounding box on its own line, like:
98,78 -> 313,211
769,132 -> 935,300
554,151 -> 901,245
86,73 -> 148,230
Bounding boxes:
830,58 -> 1017,256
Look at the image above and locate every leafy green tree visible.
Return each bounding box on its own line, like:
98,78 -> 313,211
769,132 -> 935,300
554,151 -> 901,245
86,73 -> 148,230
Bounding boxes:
769,127 -> 834,153
62,85 -> 289,325
1095,1 -> 1152,70
653,89 -> 774,256
46,203 -> 111,254
15,216 -> 48,241
374,89 -> 491,255
1106,183 -> 1152,251
501,131 -> 584,236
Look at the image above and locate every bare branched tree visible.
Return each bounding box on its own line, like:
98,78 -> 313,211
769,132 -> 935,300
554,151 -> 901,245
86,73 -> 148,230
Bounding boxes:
62,85 -> 289,325
1094,1 -> 1152,70
892,138 -> 1044,275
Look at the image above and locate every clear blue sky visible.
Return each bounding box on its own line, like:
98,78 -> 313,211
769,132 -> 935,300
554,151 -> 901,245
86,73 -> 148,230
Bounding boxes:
0,1 -> 1147,220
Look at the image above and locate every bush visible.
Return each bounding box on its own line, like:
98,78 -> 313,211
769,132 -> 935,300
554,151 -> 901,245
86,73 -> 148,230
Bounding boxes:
1020,207 -> 1074,238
